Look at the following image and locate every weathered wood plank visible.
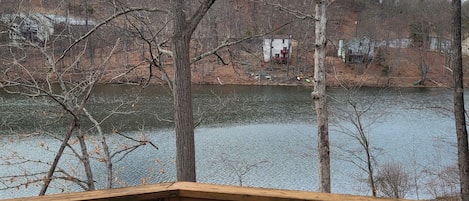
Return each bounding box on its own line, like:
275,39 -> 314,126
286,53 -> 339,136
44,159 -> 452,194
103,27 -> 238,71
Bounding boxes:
2,182 -> 178,201
2,182 -> 415,201
174,182 -> 410,201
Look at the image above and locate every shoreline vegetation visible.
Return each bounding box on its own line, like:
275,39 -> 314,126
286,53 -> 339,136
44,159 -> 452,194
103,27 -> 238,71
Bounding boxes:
105,55 -> 468,89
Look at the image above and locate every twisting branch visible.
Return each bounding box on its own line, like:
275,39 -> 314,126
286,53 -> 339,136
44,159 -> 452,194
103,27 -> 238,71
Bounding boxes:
0,141 -> 91,192
213,51 -> 229,65
264,2 -> 315,20
111,129 -> 158,163
55,7 -> 168,66
110,61 -> 146,82
121,12 -> 173,88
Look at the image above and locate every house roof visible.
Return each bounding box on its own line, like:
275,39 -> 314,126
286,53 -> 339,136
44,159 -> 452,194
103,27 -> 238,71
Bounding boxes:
264,35 -> 292,40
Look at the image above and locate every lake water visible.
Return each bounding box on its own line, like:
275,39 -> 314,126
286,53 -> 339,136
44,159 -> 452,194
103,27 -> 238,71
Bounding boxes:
0,85 -> 460,199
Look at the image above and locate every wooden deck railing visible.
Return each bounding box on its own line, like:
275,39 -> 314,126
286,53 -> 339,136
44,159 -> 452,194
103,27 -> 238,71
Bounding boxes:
3,182 -> 414,201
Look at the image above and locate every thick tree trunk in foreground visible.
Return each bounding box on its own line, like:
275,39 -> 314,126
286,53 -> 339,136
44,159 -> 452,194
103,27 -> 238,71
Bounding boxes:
312,0 -> 330,193
173,0 -> 196,182
172,0 -> 216,182
452,1 -> 469,201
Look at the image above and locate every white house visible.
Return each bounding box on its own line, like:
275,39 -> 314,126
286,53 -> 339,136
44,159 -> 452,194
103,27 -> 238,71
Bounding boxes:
337,36 -> 456,63
1,12 -> 96,44
463,37 -> 469,56
263,35 -> 293,64
1,13 -> 54,44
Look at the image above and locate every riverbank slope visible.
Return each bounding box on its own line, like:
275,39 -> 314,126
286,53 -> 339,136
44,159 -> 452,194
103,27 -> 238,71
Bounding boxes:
176,50 -> 468,88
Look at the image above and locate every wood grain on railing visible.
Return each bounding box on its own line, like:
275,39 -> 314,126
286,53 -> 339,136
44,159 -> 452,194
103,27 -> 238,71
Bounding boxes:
2,182 -> 414,201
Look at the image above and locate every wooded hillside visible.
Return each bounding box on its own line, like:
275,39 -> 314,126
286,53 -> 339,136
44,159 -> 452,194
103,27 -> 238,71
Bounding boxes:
0,0 -> 468,87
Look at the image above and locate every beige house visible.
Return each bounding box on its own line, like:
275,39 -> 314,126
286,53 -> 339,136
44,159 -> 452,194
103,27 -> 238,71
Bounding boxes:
463,37 -> 469,56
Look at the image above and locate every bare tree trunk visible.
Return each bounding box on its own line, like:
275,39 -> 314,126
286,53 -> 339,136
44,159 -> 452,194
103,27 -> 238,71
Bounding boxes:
312,0 -> 330,193
173,0 -> 196,182
352,105 -> 376,196
171,0 -> 216,182
83,108 -> 113,188
77,126 -> 95,190
452,1 -> 469,201
354,106 -> 377,197
39,120 -> 77,195
365,138 -> 377,197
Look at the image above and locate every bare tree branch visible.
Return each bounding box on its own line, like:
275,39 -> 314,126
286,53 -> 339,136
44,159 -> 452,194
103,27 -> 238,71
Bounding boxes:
55,7 -> 168,66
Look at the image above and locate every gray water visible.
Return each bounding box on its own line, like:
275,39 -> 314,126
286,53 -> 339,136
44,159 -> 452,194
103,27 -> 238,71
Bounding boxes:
0,85 -> 459,199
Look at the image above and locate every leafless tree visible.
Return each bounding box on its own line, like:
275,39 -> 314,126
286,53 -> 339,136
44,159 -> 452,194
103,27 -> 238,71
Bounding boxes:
112,0 -> 316,182
170,0 -> 217,182
422,163 -> 460,198
0,4 -> 160,195
219,152 -> 268,187
330,82 -> 387,197
375,161 -> 410,198
311,0 -> 330,193
407,0 -> 451,85
451,0 -> 469,201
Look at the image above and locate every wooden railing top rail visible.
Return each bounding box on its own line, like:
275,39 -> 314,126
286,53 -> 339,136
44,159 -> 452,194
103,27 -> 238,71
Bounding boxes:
2,182 -> 414,201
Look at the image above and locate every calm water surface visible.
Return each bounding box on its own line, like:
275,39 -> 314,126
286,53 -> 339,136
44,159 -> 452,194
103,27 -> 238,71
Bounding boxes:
0,85 -> 459,199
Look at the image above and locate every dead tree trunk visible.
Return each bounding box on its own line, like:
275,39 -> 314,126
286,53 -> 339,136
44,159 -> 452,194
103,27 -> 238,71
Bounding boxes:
312,0 -> 330,193
451,1 -> 469,201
